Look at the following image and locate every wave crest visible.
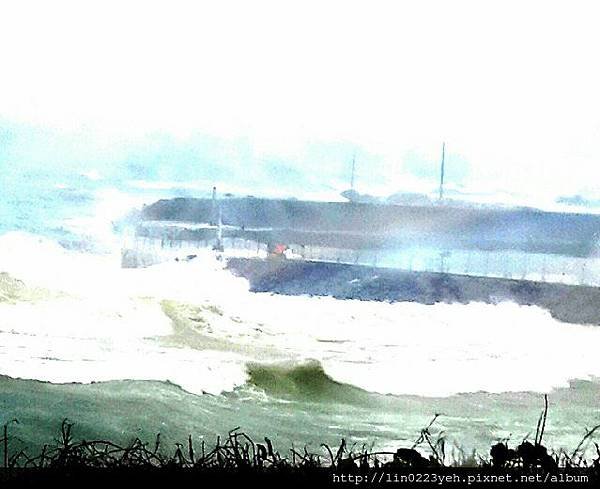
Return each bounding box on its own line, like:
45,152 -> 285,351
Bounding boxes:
246,360 -> 368,403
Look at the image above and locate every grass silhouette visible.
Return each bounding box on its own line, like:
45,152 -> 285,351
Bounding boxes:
1,395 -> 598,486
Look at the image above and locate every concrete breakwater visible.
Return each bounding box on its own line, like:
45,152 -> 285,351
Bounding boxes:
141,197 -> 600,257
226,257 -> 600,327
136,196 -> 600,287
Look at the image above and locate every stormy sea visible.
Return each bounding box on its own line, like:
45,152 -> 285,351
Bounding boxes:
1,168 -> 600,461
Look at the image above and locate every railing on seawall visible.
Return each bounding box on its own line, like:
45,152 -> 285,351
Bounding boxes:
121,234 -> 600,287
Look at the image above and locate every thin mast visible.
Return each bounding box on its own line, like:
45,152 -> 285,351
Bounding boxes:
211,186 -> 217,226
217,206 -> 223,249
439,142 -> 446,201
350,153 -> 356,190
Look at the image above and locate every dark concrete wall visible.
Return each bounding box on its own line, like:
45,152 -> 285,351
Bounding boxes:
142,197 -> 600,256
227,258 -> 600,326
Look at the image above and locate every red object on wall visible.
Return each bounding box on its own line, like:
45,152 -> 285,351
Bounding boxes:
273,244 -> 287,254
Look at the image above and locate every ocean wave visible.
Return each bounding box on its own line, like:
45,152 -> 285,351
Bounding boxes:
2,230 -> 600,399
0,272 -> 53,303
157,290 -> 600,398
245,360 -> 369,404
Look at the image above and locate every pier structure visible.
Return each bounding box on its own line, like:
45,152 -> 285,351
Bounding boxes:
123,196 -> 600,287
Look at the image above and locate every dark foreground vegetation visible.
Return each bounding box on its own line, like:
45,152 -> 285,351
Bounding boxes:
1,398 -> 599,487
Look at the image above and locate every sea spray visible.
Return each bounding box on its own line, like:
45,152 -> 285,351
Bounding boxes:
2,231 -> 600,398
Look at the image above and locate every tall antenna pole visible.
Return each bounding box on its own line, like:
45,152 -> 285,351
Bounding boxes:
350,153 -> 356,190
439,142 -> 446,201
216,205 -> 223,251
211,186 -> 217,226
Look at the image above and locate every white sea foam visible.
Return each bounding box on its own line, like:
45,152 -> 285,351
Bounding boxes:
1,231 -> 600,397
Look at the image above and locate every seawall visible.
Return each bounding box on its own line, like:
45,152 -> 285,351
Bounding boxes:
142,197 -> 600,256
226,258 -> 600,326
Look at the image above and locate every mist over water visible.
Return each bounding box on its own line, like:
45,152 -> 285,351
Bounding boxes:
1,173 -> 599,458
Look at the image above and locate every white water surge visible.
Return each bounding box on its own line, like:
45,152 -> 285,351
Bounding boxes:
1,231 -> 599,398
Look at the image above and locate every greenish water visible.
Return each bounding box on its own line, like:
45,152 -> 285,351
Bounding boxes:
2,373 -> 599,461
0,165 -> 599,464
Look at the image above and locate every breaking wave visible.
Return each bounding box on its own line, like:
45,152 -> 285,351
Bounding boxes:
246,360 -> 369,403
2,231 -> 600,400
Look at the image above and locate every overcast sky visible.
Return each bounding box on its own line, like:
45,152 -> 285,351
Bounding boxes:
1,0 -> 599,205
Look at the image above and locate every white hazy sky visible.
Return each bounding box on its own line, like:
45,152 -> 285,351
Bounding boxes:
1,0 -> 599,204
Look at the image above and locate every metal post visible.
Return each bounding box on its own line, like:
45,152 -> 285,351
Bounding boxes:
350,153 -> 356,190
439,142 -> 446,201
211,186 -> 217,226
